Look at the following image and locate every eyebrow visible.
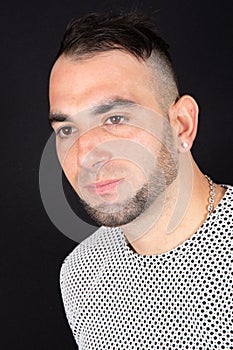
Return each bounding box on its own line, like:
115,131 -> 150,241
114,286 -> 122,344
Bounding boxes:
48,98 -> 136,125
48,113 -> 71,124
91,98 -> 136,114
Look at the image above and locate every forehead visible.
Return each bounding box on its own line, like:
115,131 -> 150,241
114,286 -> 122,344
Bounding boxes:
49,51 -> 162,115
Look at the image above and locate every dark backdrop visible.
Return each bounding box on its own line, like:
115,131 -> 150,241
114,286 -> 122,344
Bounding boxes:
1,1 -> 233,349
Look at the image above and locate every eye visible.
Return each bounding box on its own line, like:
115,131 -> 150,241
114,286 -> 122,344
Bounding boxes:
104,115 -> 125,125
56,126 -> 76,138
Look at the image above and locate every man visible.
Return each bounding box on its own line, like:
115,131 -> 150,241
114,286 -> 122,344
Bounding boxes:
49,12 -> 232,349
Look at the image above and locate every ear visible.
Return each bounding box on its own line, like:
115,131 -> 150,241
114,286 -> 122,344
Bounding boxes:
168,95 -> 199,153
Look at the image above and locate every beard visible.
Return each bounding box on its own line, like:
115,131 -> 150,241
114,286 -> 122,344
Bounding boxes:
80,182 -> 150,227
80,131 -> 178,227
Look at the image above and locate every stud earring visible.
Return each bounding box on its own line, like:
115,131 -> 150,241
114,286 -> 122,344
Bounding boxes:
181,141 -> 189,150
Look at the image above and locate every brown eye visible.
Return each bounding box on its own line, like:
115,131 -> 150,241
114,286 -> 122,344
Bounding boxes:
105,115 -> 125,125
57,126 -> 75,138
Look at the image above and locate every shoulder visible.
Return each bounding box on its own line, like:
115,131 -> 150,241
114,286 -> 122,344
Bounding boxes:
210,184 -> 233,243
218,184 -> 233,212
60,226 -> 123,287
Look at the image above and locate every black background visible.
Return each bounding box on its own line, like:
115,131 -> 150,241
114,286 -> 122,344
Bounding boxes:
1,1 -> 233,349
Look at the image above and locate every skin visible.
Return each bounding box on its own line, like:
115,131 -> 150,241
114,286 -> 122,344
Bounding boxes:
49,50 -> 226,255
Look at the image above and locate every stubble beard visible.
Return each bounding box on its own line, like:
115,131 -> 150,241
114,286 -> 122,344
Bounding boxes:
80,182 -> 150,227
80,142 -> 178,227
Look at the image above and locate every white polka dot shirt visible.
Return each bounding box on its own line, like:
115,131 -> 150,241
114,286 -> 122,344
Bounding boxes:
60,185 -> 233,349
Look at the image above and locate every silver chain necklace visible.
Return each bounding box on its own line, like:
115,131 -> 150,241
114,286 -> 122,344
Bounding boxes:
205,175 -> 216,216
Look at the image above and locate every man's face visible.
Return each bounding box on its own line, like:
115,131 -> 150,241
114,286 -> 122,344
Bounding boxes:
49,51 -> 178,226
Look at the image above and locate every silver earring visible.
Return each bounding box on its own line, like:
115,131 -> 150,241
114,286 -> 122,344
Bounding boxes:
181,141 -> 189,149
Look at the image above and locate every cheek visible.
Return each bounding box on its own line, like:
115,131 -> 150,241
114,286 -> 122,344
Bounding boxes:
57,145 -> 80,189
130,130 -> 161,158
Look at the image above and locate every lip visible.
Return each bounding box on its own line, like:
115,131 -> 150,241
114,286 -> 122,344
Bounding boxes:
86,178 -> 124,194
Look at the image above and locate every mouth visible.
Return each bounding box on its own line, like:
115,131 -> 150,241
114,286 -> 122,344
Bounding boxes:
86,178 -> 124,195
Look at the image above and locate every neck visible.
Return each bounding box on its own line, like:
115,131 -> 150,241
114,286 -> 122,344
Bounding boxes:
122,157 -> 226,255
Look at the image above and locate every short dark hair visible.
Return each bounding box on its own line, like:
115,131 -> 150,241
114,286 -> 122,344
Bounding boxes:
56,12 -> 179,111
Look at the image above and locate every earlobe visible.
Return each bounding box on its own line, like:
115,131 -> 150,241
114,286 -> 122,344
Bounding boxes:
168,95 -> 199,153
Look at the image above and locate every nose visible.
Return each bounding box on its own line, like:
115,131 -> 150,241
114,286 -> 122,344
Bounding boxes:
76,129 -> 112,171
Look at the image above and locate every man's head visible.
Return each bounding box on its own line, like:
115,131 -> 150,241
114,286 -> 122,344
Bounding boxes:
49,12 -> 198,228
